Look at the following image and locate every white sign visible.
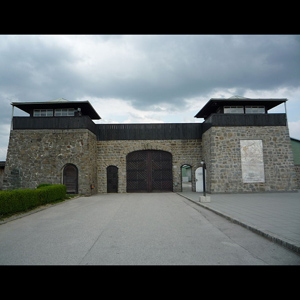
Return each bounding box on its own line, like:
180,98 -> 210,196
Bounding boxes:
240,140 -> 265,183
195,167 -> 203,192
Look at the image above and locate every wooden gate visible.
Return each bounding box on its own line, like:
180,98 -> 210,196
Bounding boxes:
107,165 -> 118,193
126,150 -> 172,192
63,164 -> 78,194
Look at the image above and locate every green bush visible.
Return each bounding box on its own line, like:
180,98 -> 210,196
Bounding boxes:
0,185 -> 67,217
37,183 -> 53,189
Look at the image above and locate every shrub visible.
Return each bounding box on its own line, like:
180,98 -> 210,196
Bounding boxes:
37,183 -> 53,189
0,185 -> 67,217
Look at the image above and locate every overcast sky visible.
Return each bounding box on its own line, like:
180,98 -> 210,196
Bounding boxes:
0,34 -> 300,160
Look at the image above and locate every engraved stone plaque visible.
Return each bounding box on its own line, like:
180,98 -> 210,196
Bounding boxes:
240,140 -> 265,183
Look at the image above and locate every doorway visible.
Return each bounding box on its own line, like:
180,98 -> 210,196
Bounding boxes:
63,164 -> 78,194
181,165 -> 192,191
107,165 -> 118,193
195,167 -> 203,192
126,150 -> 173,192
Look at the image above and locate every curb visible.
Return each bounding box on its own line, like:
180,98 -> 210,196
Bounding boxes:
177,193 -> 300,255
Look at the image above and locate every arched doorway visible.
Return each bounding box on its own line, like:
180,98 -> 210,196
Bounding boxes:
63,164 -> 78,194
107,165 -> 118,193
181,165 -> 192,192
126,150 -> 173,192
195,167 -> 203,192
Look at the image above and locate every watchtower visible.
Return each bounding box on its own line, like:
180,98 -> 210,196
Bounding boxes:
195,96 -> 297,193
3,99 -> 100,195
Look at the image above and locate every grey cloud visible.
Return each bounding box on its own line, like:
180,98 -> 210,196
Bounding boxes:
2,35 -> 299,109
0,36 -> 80,102
0,34 -> 300,160
88,35 -> 300,109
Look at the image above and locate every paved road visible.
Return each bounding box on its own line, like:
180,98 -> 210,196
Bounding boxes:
0,193 -> 299,265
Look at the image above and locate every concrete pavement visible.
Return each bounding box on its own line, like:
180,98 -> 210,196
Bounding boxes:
178,190 -> 300,254
0,192 -> 299,265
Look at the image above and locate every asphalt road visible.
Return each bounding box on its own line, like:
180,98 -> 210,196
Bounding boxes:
0,193 -> 299,265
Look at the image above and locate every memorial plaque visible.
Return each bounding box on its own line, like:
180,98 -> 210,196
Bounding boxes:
240,140 -> 265,183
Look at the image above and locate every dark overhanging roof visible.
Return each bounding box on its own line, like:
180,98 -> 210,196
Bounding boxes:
194,97 -> 287,119
11,99 -> 101,120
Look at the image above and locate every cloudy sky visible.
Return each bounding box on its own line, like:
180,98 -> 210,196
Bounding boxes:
0,34 -> 300,160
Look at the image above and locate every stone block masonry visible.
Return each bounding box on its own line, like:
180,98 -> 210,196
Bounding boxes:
3,120 -> 297,195
4,129 -> 203,194
3,129 -> 98,195
202,125 -> 297,193
97,139 -> 202,193
4,97 -> 297,195
295,165 -> 300,189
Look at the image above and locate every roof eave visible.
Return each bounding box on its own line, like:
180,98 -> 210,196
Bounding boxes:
11,101 -> 101,120
194,98 -> 287,119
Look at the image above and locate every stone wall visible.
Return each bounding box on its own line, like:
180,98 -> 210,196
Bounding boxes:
97,139 -> 202,193
3,124 -> 297,195
0,168 -> 4,190
295,165 -> 300,189
3,129 -> 98,195
202,125 -> 297,193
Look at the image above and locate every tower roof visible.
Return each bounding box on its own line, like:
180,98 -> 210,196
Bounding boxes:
194,97 -> 287,119
11,99 -> 101,119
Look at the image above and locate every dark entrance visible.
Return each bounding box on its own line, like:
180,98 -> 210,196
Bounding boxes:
107,165 -> 118,193
63,164 -> 78,194
126,150 -> 173,192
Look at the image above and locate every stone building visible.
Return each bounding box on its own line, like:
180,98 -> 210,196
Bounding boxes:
291,137 -> 300,188
2,96 -> 298,195
196,97 -> 297,193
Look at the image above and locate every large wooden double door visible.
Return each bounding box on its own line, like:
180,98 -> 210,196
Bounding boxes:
126,150 -> 173,192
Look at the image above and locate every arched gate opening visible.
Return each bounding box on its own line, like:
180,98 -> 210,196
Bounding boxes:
126,150 -> 173,192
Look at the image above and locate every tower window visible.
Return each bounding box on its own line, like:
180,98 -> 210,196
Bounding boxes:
54,108 -> 75,116
224,106 -> 244,114
33,109 -> 53,117
245,106 -> 265,114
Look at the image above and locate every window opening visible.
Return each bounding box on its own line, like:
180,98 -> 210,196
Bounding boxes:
33,109 -> 53,117
55,108 -> 75,116
245,106 -> 265,114
224,106 -> 244,114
